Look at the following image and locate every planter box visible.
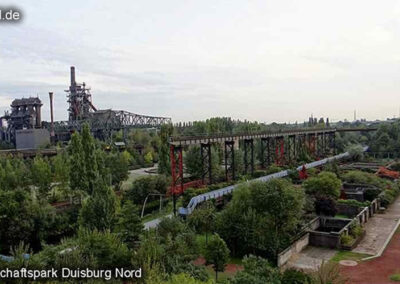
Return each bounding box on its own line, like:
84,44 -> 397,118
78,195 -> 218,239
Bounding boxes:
340,230 -> 366,251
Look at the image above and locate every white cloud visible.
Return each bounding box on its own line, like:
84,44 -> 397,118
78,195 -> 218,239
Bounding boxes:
0,0 -> 399,123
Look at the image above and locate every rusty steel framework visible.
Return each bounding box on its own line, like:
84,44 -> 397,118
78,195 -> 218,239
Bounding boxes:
47,67 -> 172,141
168,127 -> 376,196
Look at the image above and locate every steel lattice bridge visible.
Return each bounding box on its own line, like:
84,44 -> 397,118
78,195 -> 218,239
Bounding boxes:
168,127 -> 376,214
46,109 -> 171,141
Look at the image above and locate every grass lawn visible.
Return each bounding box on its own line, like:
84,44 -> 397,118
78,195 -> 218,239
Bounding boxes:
330,250 -> 372,263
390,273 -> 400,282
335,214 -> 350,219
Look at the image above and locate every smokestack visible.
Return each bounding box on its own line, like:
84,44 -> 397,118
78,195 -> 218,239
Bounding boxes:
49,92 -> 55,137
70,66 -> 76,86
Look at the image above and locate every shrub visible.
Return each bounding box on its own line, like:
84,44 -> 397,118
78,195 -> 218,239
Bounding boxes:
311,261 -> 347,284
266,164 -> 282,174
337,199 -> 370,208
350,224 -> 364,238
281,268 -> 312,284
303,171 -> 342,199
340,234 -> 354,246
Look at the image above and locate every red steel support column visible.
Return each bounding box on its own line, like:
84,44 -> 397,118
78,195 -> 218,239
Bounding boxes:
170,145 -> 183,216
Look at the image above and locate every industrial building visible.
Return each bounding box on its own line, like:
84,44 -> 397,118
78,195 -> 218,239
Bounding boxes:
0,66 -> 172,149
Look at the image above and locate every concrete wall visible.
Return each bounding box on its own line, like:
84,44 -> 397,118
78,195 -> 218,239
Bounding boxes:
278,233 -> 310,267
16,129 -> 50,149
277,217 -> 320,267
337,203 -> 361,218
309,231 -> 341,248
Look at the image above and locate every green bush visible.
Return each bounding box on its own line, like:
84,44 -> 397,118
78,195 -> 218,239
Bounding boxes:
340,234 -> 355,246
265,164 -> 282,174
350,223 -> 364,238
281,268 -> 312,284
379,188 -> 398,208
342,170 -> 391,190
337,199 -> 370,208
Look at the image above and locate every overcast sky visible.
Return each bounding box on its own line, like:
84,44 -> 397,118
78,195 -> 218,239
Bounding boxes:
1,0 -> 400,123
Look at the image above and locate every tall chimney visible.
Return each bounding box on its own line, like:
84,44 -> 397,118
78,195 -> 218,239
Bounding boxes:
49,92 -> 55,137
70,66 -> 76,86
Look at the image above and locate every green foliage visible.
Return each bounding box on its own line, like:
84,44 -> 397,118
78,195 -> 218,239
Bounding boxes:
346,144 -> 364,161
114,201 -> 143,248
350,224 -> 364,238
124,175 -> 168,205
281,268 -> 312,284
303,171 -> 342,199
106,151 -> 130,189
52,152 -> 70,192
337,199 -> 370,208
230,255 -> 281,284
390,274 -> 400,282
265,164 -> 283,174
158,124 -> 174,175
0,158 -> 30,191
81,123 -> 98,194
188,202 -> 216,243
204,234 -> 230,281
76,229 -> 131,269
215,179 -> 305,261
340,234 -> 355,246
342,170 -> 390,190
311,261 -> 346,284
31,156 -> 52,198
379,188 -> 399,207
79,177 -> 118,231
0,189 -> 63,253
136,218 -> 200,278
185,145 -> 203,179
68,132 -> 88,193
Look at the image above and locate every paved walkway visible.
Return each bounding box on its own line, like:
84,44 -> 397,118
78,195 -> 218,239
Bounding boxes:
354,197 -> 400,256
143,214 -> 172,230
285,246 -> 337,271
341,228 -> 400,283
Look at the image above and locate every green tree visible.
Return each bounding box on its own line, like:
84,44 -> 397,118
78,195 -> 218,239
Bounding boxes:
249,179 -> 305,260
52,152 -> 70,193
188,201 -> 216,244
124,175 -> 168,205
81,123 -> 98,194
106,151 -> 130,189
158,124 -> 174,175
68,132 -> 88,193
114,201 -> 143,248
31,156 -> 52,198
204,234 -> 230,281
347,144 -> 364,161
78,177 -> 118,231
230,255 -> 281,284
303,171 -> 342,199
184,146 -> 203,179
215,180 -> 304,261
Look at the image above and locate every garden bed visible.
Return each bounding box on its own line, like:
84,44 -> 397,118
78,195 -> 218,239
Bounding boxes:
340,230 -> 366,251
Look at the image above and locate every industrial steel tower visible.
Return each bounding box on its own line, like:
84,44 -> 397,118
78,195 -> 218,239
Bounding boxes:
66,66 -> 97,121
